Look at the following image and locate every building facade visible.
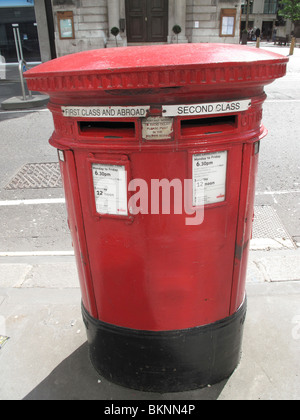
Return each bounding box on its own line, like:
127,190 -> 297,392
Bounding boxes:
36,0 -> 243,59
240,0 -> 293,40
1,0 -> 297,67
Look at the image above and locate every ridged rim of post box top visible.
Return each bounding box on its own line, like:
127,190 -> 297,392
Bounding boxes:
25,43 -> 288,93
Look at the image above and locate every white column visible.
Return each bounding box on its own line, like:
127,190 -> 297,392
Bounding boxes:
34,0 -> 52,61
107,0 -> 123,47
173,0 -> 188,43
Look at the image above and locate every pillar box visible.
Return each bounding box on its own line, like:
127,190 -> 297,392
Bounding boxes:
25,44 -> 288,392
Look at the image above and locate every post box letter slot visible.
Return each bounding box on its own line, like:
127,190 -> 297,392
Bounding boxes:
181,115 -> 237,136
79,121 -> 136,139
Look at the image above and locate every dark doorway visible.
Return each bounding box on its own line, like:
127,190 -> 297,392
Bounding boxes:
262,21 -> 273,41
125,0 -> 168,43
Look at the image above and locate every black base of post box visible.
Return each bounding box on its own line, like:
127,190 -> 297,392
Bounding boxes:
82,300 -> 247,393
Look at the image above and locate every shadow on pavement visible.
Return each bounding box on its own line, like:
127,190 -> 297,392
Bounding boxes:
23,342 -> 227,400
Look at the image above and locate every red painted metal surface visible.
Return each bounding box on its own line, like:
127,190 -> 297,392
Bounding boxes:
25,44 -> 288,331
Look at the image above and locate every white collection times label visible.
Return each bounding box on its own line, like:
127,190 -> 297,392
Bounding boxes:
193,151 -> 228,206
92,164 -> 128,216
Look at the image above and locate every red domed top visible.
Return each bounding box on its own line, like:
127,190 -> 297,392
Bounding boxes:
25,43 -> 288,95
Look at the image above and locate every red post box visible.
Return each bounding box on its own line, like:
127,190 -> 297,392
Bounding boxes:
25,44 -> 288,392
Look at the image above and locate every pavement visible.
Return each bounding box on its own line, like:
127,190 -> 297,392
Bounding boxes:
0,43 -> 299,401
0,251 -> 299,401
0,62 -> 49,110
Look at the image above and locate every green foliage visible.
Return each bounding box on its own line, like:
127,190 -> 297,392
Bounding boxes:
110,27 -> 120,47
111,27 -> 120,37
278,0 -> 300,23
172,25 -> 182,35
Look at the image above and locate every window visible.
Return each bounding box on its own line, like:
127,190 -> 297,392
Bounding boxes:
220,9 -> 237,37
0,2 -> 41,63
264,0 -> 278,14
241,1 -> 254,15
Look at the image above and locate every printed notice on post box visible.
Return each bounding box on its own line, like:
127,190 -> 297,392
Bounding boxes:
142,117 -> 173,141
193,151 -> 228,206
92,164 -> 128,216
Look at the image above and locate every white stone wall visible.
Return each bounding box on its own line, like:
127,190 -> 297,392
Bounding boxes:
52,0 -> 108,57
186,0 -> 241,44
0,53 -> 6,80
51,0 -> 243,57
